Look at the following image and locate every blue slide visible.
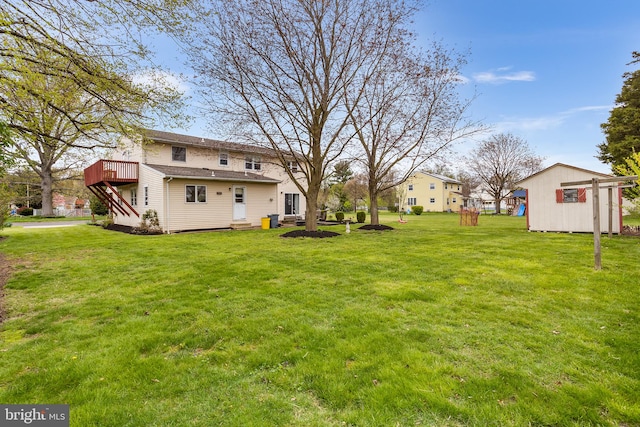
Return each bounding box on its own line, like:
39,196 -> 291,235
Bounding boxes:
517,204 -> 526,216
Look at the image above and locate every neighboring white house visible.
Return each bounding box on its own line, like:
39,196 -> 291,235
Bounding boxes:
516,163 -> 623,234
84,129 -> 306,233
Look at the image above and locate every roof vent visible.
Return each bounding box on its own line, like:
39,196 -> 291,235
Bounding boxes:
211,171 -> 215,177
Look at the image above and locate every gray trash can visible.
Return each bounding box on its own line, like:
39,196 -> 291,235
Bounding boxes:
268,214 -> 279,228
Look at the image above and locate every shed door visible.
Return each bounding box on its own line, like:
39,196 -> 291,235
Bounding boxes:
233,186 -> 246,220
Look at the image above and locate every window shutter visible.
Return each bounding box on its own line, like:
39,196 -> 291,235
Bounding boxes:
555,189 -> 564,203
578,188 -> 587,203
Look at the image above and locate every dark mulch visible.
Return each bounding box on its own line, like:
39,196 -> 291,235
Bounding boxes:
103,223 -> 162,235
622,225 -> 640,236
280,230 -> 341,238
358,224 -> 394,231
104,223 -> 135,233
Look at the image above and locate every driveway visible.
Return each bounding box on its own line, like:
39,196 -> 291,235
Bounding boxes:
11,221 -> 86,228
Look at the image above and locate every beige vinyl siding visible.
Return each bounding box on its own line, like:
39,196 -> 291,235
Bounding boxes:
113,164 -> 166,229
165,179 -> 278,232
111,135 -> 309,229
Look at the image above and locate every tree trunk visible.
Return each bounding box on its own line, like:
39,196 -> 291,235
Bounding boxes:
369,191 -> 379,225
305,185 -> 319,231
494,196 -> 501,214
40,168 -> 54,216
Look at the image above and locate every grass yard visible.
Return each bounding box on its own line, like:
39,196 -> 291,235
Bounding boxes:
6,215 -> 106,224
0,213 -> 638,426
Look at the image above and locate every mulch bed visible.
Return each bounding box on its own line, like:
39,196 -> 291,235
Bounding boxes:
280,223 -> 394,238
281,230 -> 341,238
103,223 -> 163,235
358,224 -> 395,231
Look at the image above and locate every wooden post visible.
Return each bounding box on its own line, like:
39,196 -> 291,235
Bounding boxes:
592,178 -> 601,270
561,174 -> 637,270
608,187 -> 613,239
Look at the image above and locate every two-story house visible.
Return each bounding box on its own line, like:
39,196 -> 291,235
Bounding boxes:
401,172 -> 463,212
83,129 -> 306,233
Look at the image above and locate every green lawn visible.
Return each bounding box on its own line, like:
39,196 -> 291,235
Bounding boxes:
0,213 -> 638,426
7,215 -> 106,223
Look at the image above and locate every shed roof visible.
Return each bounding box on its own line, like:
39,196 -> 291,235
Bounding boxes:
517,163 -> 612,186
145,164 -> 281,184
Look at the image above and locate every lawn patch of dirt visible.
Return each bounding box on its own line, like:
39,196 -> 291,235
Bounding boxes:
358,224 -> 394,231
280,230 -> 341,238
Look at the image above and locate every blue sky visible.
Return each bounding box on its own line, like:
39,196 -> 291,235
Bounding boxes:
414,0 -> 640,173
158,0 -> 640,175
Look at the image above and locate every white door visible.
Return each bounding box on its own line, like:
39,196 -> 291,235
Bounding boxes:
233,186 -> 246,220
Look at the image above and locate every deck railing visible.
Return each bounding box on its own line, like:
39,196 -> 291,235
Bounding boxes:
84,160 -> 139,187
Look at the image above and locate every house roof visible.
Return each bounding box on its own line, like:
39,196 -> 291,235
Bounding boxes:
417,171 -> 463,184
517,163 -> 612,186
145,164 -> 281,184
143,129 -> 294,159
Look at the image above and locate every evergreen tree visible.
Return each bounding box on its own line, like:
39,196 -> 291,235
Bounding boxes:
598,52 -> 640,172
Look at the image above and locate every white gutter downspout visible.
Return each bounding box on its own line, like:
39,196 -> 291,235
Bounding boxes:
165,177 -> 173,234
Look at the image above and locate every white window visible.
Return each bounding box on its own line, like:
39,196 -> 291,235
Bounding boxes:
245,156 -> 261,171
172,146 -> 186,162
287,161 -> 298,173
556,188 -> 586,204
430,198 -> 435,204
453,197 -> 457,204
219,152 -> 228,166
429,183 -> 435,190
408,184 -> 414,191
446,198 -> 450,205
144,185 -> 149,206
186,185 -> 207,203
408,197 -> 417,206
445,184 -> 448,189
131,187 -> 137,206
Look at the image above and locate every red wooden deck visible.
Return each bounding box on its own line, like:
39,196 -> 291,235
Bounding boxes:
84,160 -> 140,218
84,160 -> 139,187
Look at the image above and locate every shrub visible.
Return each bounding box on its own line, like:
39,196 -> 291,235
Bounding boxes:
90,196 -> 109,216
18,207 -> 34,216
411,205 -> 424,215
140,209 -> 160,231
388,205 -> 399,213
356,211 -> 366,223
335,212 -> 345,222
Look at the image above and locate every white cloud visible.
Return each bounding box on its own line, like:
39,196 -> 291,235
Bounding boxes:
473,68 -> 536,84
132,69 -> 191,95
493,105 -> 612,133
454,74 -> 471,84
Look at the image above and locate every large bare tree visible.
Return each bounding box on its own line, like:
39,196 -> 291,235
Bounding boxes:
345,40 -> 482,225
465,133 -> 544,214
183,0 -> 421,231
